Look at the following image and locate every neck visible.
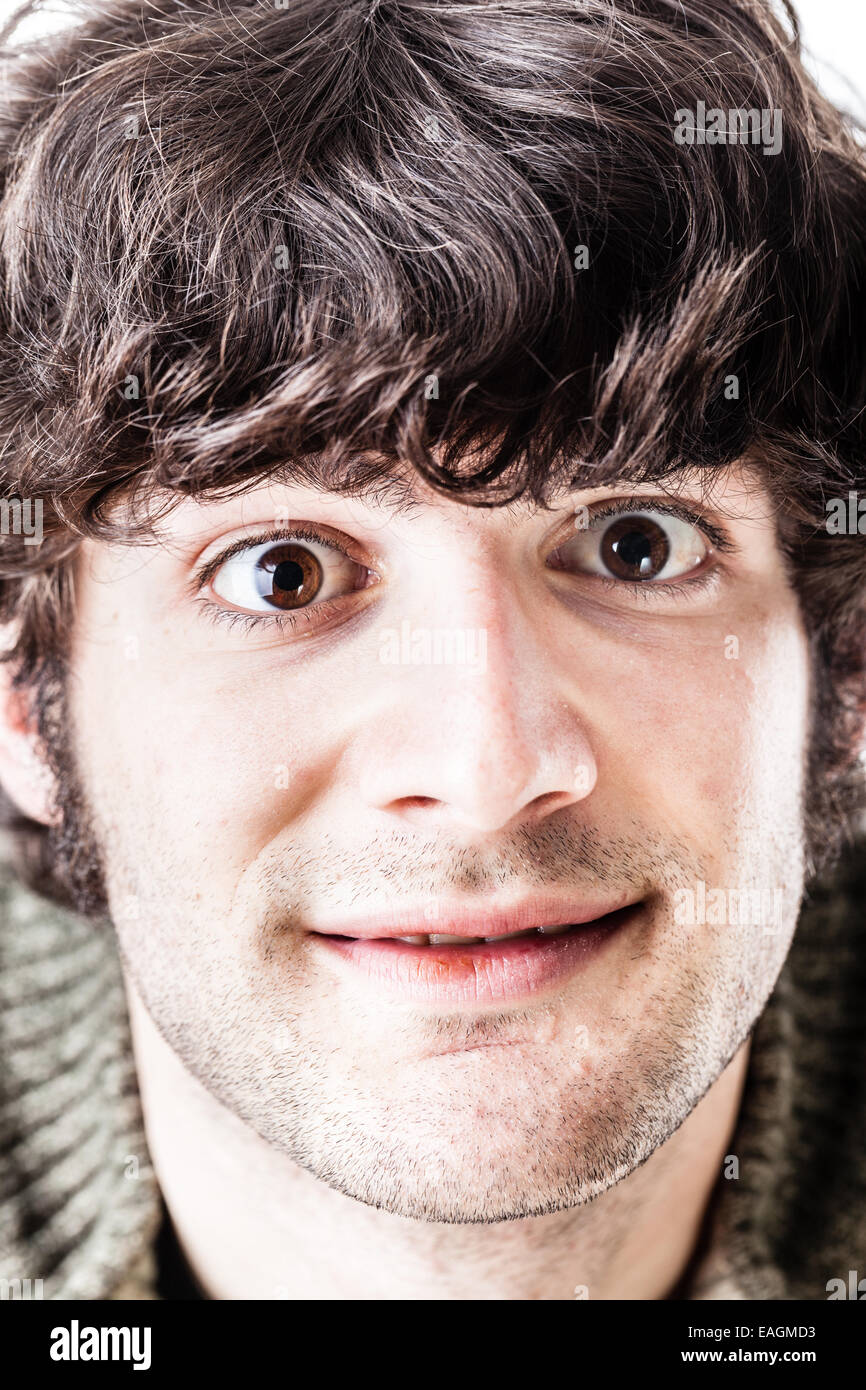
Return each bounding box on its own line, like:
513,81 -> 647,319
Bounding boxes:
125,980 -> 750,1301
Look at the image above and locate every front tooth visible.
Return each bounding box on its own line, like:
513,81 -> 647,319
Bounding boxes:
428,934 -> 478,945
395,935 -> 430,945
537,923 -> 571,936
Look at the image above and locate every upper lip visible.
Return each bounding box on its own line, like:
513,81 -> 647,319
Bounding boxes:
308,893 -> 640,940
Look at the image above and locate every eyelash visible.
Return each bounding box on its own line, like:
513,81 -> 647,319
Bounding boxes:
192,499 -> 733,633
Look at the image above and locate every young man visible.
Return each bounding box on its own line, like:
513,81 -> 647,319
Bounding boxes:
0,0 -> 864,1301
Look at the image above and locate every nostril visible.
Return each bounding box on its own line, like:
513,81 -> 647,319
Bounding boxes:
528,791 -> 575,815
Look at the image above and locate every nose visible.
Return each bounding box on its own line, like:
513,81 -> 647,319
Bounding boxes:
356,598 -> 598,837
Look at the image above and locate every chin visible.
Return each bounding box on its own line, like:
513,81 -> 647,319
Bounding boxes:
278,1083 -> 658,1224
314,1137 -> 631,1224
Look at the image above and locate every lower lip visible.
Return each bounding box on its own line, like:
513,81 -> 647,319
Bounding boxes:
312,904 -> 642,1005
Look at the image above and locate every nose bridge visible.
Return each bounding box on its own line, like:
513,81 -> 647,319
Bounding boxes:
388,543 -> 539,742
438,596 -> 533,757
360,550 -> 597,830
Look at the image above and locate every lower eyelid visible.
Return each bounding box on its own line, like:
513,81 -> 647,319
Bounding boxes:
593,565 -> 722,599
196,596 -> 330,634
196,580 -> 378,634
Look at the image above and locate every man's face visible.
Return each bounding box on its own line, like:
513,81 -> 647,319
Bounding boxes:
64,461 -> 809,1220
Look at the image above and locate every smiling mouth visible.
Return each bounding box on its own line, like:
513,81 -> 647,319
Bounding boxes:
310,901 -> 645,1004
340,922 -> 591,946
313,902 -> 641,948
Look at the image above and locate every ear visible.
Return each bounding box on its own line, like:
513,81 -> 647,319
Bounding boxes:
0,643 -> 59,827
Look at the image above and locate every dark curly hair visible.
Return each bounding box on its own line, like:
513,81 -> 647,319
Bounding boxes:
0,0 -> 864,912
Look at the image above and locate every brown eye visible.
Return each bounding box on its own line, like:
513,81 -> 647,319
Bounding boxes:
260,543 -> 324,610
552,508 -> 709,585
208,534 -> 372,616
600,516 -> 670,581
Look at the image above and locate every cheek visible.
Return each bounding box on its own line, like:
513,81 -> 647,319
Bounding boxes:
599,615 -> 810,843
71,636 -> 340,883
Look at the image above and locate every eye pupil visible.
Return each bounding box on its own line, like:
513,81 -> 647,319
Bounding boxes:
602,517 -> 669,580
259,544 -> 323,609
273,559 -> 304,591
